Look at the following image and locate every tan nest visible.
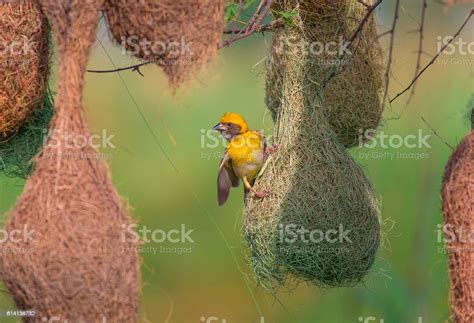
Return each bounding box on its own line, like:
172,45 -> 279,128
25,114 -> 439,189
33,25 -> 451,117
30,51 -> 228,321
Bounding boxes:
104,0 -> 225,86
245,0 -> 381,290
266,0 -> 384,148
0,1 -> 50,139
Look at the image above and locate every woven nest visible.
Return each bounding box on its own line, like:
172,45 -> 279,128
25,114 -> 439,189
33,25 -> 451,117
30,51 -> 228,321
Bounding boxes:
0,1 -> 50,139
0,1 -> 140,321
245,0 -> 380,290
104,0 -> 225,86
266,0 -> 383,148
442,130 -> 474,323
0,89 -> 53,178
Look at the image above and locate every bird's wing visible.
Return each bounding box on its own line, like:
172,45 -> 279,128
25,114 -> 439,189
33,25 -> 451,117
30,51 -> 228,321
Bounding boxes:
217,149 -> 240,206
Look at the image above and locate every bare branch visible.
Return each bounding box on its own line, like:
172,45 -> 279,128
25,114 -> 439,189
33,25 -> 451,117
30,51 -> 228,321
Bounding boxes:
390,9 -> 474,103
406,0 -> 427,105
221,0 -> 274,48
224,18 -> 284,34
421,116 -> 454,150
381,0 -> 401,105
346,0 -> 383,46
88,61 -> 152,75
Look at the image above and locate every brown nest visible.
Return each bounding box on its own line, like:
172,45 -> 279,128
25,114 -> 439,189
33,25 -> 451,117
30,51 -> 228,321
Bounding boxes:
442,129 -> 474,323
0,1 -> 140,321
0,1 -> 50,139
104,0 -> 226,86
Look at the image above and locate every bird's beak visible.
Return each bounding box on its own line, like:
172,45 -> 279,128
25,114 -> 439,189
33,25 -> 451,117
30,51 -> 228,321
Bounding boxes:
212,122 -> 224,131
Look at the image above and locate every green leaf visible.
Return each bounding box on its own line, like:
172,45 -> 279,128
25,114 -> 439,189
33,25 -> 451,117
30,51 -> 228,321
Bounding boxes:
274,9 -> 298,26
244,0 -> 257,9
225,3 -> 240,22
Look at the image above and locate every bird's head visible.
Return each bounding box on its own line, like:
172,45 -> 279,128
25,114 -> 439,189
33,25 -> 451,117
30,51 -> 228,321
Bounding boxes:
212,112 -> 249,140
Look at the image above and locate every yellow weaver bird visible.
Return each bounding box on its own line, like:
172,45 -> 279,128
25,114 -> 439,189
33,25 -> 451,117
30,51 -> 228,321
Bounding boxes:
212,112 -> 276,206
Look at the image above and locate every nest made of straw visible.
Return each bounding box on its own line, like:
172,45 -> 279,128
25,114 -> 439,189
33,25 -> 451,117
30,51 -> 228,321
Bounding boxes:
0,1 -> 140,321
442,129 -> 474,323
104,0 -> 225,86
0,1 -> 50,139
245,0 -> 380,290
266,0 -> 383,148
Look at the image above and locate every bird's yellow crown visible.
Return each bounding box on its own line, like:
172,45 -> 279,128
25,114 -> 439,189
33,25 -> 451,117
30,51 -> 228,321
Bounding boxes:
220,112 -> 249,134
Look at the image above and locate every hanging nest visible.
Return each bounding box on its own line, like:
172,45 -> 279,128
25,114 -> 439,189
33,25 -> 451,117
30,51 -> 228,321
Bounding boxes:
266,0 -> 383,148
0,0 -> 50,140
245,0 -> 381,290
0,89 -> 53,178
0,1 -> 140,321
441,118 -> 473,322
104,0 -> 226,86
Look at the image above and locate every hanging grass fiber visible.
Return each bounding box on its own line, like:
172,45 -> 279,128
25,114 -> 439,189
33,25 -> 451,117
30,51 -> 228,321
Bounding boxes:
245,0 -> 381,291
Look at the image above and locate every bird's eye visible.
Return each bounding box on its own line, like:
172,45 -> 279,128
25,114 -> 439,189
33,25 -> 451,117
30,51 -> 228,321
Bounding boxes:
226,123 -> 232,127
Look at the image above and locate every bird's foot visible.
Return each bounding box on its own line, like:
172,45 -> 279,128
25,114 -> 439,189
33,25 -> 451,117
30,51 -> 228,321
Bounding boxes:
265,144 -> 279,155
252,190 -> 271,199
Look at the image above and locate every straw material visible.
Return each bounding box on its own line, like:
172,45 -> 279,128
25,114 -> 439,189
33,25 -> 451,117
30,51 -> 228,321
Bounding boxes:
0,1 -> 49,139
266,0 -> 383,148
0,1 -> 140,321
245,0 -> 381,290
442,130 -> 474,323
104,0 -> 225,86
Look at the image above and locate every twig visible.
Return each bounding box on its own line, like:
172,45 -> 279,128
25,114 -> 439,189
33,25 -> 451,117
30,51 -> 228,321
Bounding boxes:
381,0 -> 401,105
406,0 -> 428,105
391,9 -> 474,103
421,116 -> 454,150
346,0 -> 383,46
88,61 -> 152,75
221,0 -> 274,48
224,18 -> 283,34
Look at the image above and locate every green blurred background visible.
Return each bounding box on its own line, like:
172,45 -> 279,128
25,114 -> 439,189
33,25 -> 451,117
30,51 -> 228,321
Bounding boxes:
1,1 -> 473,322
